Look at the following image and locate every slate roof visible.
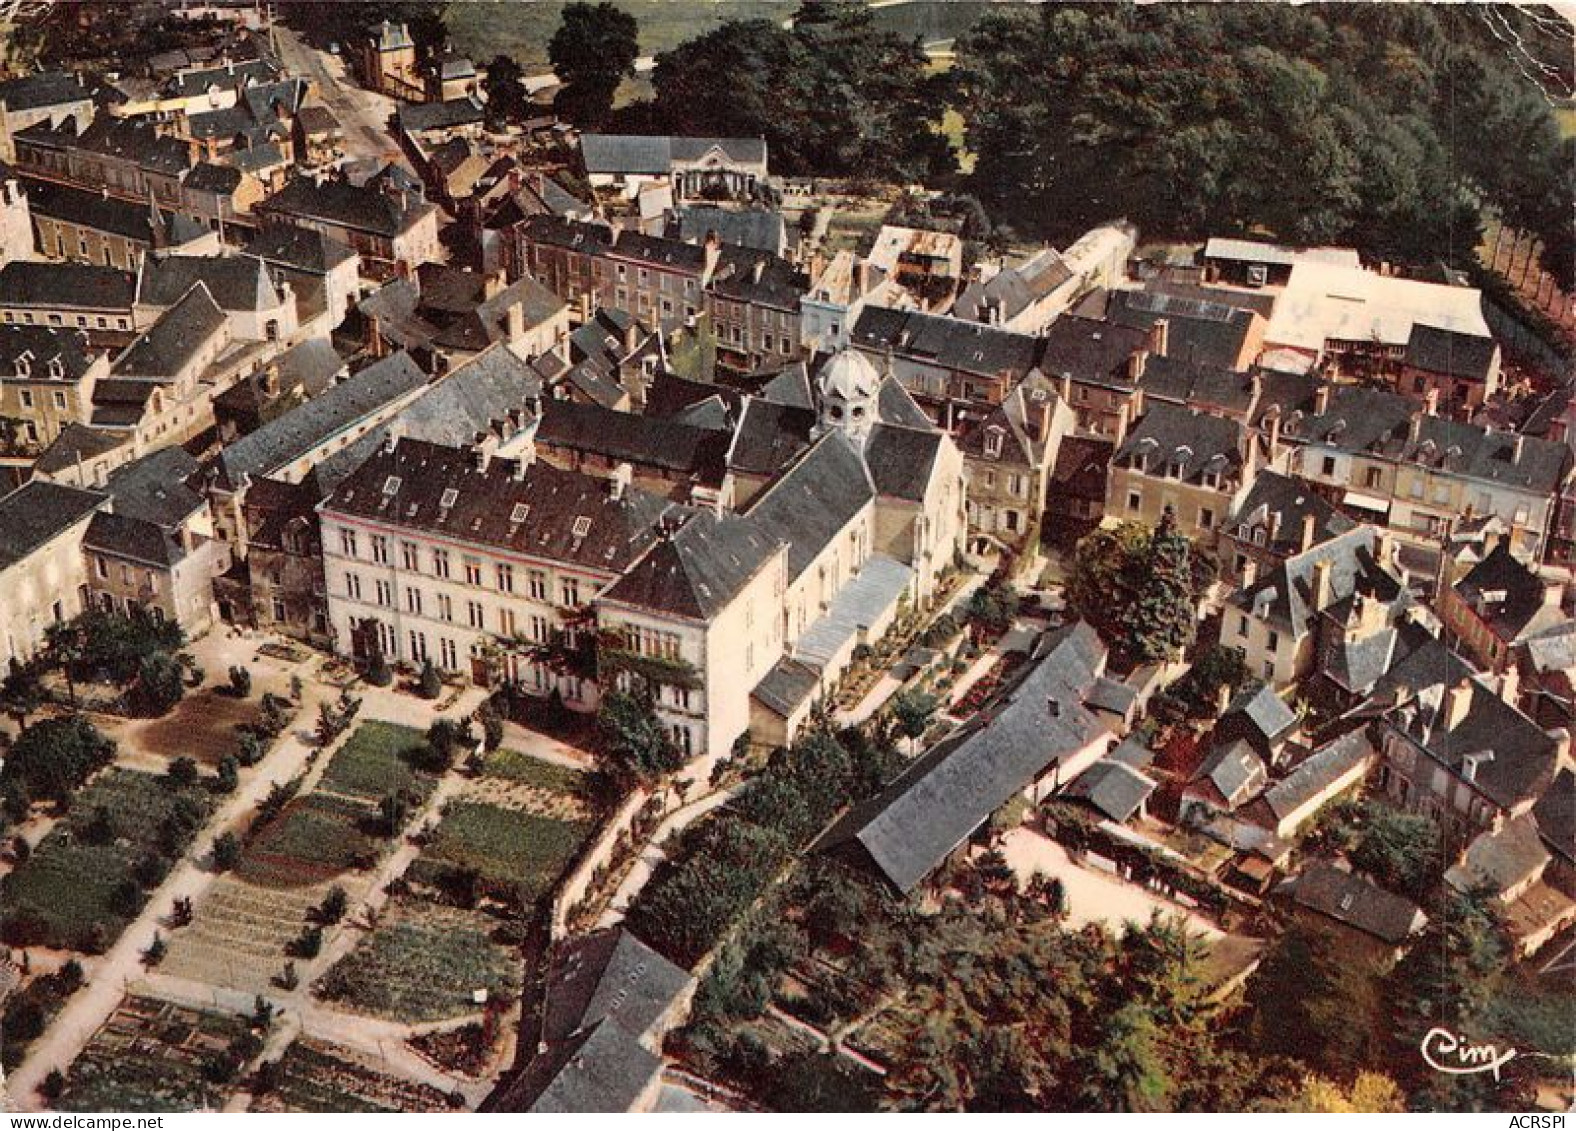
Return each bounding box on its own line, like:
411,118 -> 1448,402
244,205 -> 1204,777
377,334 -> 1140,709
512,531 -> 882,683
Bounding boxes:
397,96 -> 485,135
539,928 -> 694,1047
850,306 -> 1043,382
1106,288 -> 1257,369
1533,768 -> 1575,864
183,162 -> 244,195
580,134 -> 766,175
97,445 -> 203,527
952,247 -> 1072,323
112,283 -> 227,378
876,374 -> 935,430
755,362 -> 814,410
752,657 -> 821,717
137,254 -> 282,313
1136,355 -> 1259,416
1228,470 -> 1355,558
1230,526 -> 1400,634
19,115 -> 192,176
1065,758 -> 1156,823
863,423 -> 943,503
1224,684 -> 1298,745
323,436 -> 676,577
674,206 -> 785,253
259,176 -> 436,238
1446,815 -> 1550,897
84,510 -> 184,567
163,57 -> 279,96
1453,540 -> 1564,645
600,510 -> 778,621
0,324 -> 98,382
535,398 -> 728,484
22,179 -> 195,244
1191,739 -> 1268,810
34,423 -> 125,474
1037,315 -> 1149,389
818,621 -> 1109,894
1050,435 -> 1113,503
0,261 -> 135,311
1406,323 -> 1499,381
1116,400 -> 1246,486
1261,730 -> 1375,825
0,479 -> 104,569
0,70 -> 91,112
508,1019 -> 662,1114
741,431 -> 874,581
726,397 -> 813,477
214,350 -> 427,487
641,371 -> 741,428
1277,861 -> 1427,944
244,224 -> 357,273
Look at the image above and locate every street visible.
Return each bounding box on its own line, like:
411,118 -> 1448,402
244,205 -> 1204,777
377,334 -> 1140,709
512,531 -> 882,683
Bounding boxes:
272,25 -> 410,171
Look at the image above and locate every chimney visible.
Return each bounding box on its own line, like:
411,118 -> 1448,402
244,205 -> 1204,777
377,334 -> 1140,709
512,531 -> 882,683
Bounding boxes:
1422,387 -> 1439,417
1149,317 -> 1170,357
1113,402 -> 1131,447
1240,558 -> 1258,587
483,268 -> 505,300
1546,727 -> 1573,768
506,299 -> 525,343
1315,384 -> 1330,416
608,218 -> 622,246
1127,347 -> 1149,381
1499,664 -> 1520,707
1266,410 -> 1282,461
1408,412 -> 1422,443
1513,434 -> 1525,465
1445,678 -> 1474,731
1301,510 -> 1317,552
1310,558 -> 1333,610
608,461 -> 632,501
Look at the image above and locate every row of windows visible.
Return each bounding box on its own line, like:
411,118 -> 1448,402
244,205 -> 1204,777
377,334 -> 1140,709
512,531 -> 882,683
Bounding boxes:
2,310 -> 131,331
12,388 -> 69,411
1124,490 -> 1215,530
335,530 -> 584,606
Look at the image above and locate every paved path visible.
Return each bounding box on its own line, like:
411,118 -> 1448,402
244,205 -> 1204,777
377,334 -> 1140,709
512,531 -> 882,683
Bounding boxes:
274,25 -> 407,169
596,786 -> 741,928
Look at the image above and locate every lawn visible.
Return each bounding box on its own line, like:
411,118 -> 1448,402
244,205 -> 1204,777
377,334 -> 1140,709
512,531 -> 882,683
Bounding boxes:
480,748 -> 587,795
136,689 -> 263,766
252,1039 -> 456,1113
54,996 -> 255,1113
237,793 -> 379,889
317,721 -> 434,804
1,769 -> 214,952
314,899 -> 520,1023
409,802 -> 589,903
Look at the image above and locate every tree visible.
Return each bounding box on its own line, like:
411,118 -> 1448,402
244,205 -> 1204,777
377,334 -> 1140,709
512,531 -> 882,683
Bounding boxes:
889,688 -> 938,750
166,756 -> 200,791
417,659 -> 442,700
132,651 -> 186,716
481,53 -> 529,128
228,665 -> 253,697
1348,805 -> 1442,902
1284,1071 -> 1405,1113
211,832 -> 242,872
43,620 -> 84,706
1,715 -> 116,802
548,2 -> 639,128
363,642 -> 392,688
0,658 -> 43,726
318,886 -> 349,924
1070,514 -> 1203,666
215,754 -> 240,795
1244,926 -> 1386,1078
597,688 -> 683,781
765,1051 -> 879,1112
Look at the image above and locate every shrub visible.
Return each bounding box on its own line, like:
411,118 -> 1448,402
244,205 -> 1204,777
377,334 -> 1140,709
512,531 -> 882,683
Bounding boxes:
317,886 -> 348,924
291,925 -> 323,958
228,666 -> 253,698
2,715 -> 116,803
167,756 -> 199,790
41,1069 -> 65,1100
236,730 -> 266,767
143,931 -> 166,966
131,651 -> 187,716
215,755 -> 240,794
364,645 -> 392,687
418,659 -> 443,700
211,832 -> 242,872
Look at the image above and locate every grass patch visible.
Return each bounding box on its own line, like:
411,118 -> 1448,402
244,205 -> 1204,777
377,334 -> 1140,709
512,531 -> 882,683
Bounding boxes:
1,769 -> 214,952
480,748 -> 586,795
315,901 -> 520,1023
238,794 -> 378,889
410,802 -> 588,902
137,689 -> 263,766
318,721 -> 433,803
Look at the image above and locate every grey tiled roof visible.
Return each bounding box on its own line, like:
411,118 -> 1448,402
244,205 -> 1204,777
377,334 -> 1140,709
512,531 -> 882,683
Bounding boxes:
0,324 -> 98,383
851,305 -> 1044,382
137,254 -> 281,313
112,283 -> 227,378
863,423 -> 943,503
1277,861 -> 1427,944
818,621 -> 1110,894
742,431 -> 874,581
1065,758 -> 1156,823
751,656 -> 821,717
244,223 -> 357,273
536,398 -> 728,483
1261,730 -> 1374,824
601,509 -> 778,621
0,261 -> 135,311
539,928 -> 693,1046
397,96 -> 485,135
0,479 -> 104,569
1192,739 -> 1268,810
1453,540 -> 1564,645
1533,768 -> 1574,864
0,70 -> 91,112
1228,470 -> 1355,559
259,176 -> 436,238
97,445 -> 203,527
1230,526 -> 1400,634
580,133 -> 766,175
1445,815 -> 1549,897
1406,323 -> 1498,381
1116,400 -> 1246,485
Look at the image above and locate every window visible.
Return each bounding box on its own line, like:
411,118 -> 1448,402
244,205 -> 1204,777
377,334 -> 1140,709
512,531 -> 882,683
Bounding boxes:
528,570 -> 548,600
463,557 -> 482,585
1266,630 -> 1279,651
439,637 -> 457,670
571,516 -> 592,539
370,535 -> 388,564
1237,614 -> 1249,638
52,390 -> 66,409
466,600 -> 484,628
431,548 -> 450,578
672,724 -> 693,757
405,586 -> 422,615
1321,456 -> 1336,477
530,614 -> 550,643
345,572 -> 362,600
400,541 -> 419,570
1127,490 -> 1142,512
1008,474 -> 1025,498
560,578 -> 580,607
498,608 -> 517,637
375,579 -> 393,607
1365,466 -> 1382,489
17,389 -> 31,409
437,593 -> 453,622
408,630 -> 427,662
439,488 -> 459,509
272,596 -> 286,622
1199,506 -> 1215,529
670,685 -> 691,711
496,563 -> 514,593
94,555 -> 107,578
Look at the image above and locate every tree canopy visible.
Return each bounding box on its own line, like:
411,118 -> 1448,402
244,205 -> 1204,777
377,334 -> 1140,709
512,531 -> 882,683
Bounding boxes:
950,2 -> 1574,283
1069,511 -> 1208,666
548,2 -> 640,128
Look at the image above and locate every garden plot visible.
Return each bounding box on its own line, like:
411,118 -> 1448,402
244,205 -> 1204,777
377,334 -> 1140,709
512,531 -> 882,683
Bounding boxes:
135,690 -> 264,766
1,769 -> 214,952
237,793 -> 381,889
317,721 -> 436,805
407,802 -> 589,906
159,877 -> 326,993
466,748 -> 595,822
314,897 -> 520,1023
251,1038 -> 455,1113
53,995 -> 257,1113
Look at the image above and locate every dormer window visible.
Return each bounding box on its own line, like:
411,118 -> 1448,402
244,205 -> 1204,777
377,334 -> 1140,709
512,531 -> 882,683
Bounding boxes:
13,352 -> 30,378
572,516 -> 592,540
984,429 -> 1003,459
46,357 -> 63,379
382,475 -> 402,496
439,487 -> 459,509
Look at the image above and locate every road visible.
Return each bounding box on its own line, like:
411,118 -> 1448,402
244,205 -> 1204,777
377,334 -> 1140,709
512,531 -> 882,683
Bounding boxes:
273,25 -> 408,170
